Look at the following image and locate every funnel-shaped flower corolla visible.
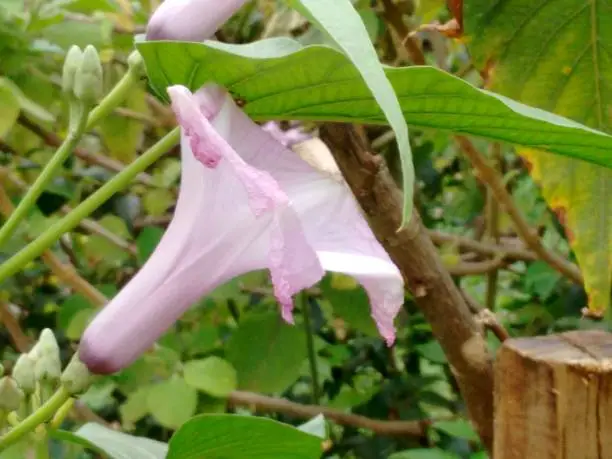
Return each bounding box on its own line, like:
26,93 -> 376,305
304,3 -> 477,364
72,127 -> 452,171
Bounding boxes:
146,0 -> 249,42
79,85 -> 404,374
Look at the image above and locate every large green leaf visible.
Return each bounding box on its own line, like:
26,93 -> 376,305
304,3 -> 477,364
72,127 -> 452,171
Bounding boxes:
286,0 -> 414,221
226,312 -> 307,393
465,0 -> 612,314
63,423 -> 168,459
167,415 -> 322,459
137,38 -> 612,169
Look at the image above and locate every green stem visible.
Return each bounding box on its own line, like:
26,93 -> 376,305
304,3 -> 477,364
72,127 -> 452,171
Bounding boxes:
0,54 -> 144,251
35,433 -> 50,459
85,65 -> 140,130
49,398 -> 74,430
0,128 -> 179,285
0,386 -> 70,452
301,293 -> 321,404
0,106 -> 89,249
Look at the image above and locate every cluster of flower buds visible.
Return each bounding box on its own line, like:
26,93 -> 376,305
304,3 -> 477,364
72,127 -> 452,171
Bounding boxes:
0,329 -> 93,432
62,45 -> 103,104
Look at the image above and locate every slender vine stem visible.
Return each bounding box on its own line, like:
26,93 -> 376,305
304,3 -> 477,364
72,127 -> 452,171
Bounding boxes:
0,106 -> 89,250
0,128 -> 179,285
301,293 -> 321,404
85,54 -> 143,130
0,387 -> 71,452
0,52 -> 146,252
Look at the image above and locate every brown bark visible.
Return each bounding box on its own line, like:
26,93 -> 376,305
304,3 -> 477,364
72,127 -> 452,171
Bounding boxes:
320,124 -> 494,452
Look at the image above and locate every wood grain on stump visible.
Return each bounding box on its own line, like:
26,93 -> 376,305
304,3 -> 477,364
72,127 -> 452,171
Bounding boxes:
495,330 -> 612,459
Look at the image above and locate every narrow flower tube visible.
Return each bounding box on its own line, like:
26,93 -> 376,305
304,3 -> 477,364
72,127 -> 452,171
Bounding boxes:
80,85 -> 404,374
146,0 -> 249,42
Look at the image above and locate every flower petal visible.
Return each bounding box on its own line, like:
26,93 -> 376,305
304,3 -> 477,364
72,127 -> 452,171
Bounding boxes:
197,87 -> 405,343
80,84 -> 403,374
146,0 -> 249,42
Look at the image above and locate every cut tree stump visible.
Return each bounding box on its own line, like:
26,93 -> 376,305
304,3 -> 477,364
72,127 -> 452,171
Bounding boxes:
495,330 -> 612,459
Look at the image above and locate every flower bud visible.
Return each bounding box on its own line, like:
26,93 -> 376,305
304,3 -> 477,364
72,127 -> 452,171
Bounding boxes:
74,45 -> 103,104
12,354 -> 36,394
127,50 -> 145,77
146,0 -> 249,42
61,354 -> 94,395
34,354 -> 62,384
30,328 -> 60,360
62,45 -> 83,95
30,329 -> 62,384
0,377 -> 24,412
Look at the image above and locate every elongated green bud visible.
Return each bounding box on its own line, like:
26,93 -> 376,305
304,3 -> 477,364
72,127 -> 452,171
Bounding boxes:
127,50 -> 145,77
0,377 -> 24,412
30,328 -> 60,361
31,328 -> 62,384
62,45 -> 83,95
61,354 -> 94,395
74,45 -> 103,104
12,354 -> 35,394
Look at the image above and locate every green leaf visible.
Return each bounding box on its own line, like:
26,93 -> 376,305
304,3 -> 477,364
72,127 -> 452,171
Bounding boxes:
137,38 -> 612,170
465,0 -> 612,314
0,441 -> 29,459
0,81 -> 20,138
285,0 -> 414,222
136,226 -> 164,266
120,386 -> 151,428
416,340 -> 447,364
147,376 -> 197,430
167,414 -> 322,459
390,449 -> 461,459
226,312 -> 307,393
320,273 -> 378,337
83,215 -> 132,267
99,84 -> 148,162
143,188 -> 175,217
69,423 -> 168,459
433,419 -> 479,442
183,356 -> 237,398
525,261 -> 562,301
0,77 -> 54,123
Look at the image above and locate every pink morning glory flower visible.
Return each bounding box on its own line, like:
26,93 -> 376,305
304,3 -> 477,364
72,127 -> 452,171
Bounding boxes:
146,0 -> 249,42
79,84 -> 404,374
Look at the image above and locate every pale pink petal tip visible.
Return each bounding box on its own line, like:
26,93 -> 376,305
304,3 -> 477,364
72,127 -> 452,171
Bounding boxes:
281,303 -> 295,324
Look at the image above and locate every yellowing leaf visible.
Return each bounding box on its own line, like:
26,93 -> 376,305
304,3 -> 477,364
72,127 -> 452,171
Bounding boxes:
465,0 -> 612,314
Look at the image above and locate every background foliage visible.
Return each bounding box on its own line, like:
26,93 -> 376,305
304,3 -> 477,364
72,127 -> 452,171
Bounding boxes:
0,0 -> 610,458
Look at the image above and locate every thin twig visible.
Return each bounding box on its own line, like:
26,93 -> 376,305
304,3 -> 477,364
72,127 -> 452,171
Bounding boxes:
456,136 -> 583,285
475,309 -> 510,343
17,115 -> 154,186
447,256 -> 507,276
428,230 -> 537,262
0,303 -> 31,353
379,0 -> 426,65
228,391 -> 428,437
